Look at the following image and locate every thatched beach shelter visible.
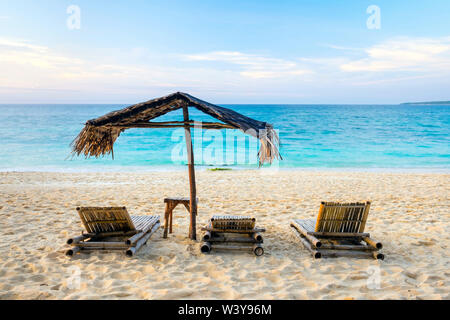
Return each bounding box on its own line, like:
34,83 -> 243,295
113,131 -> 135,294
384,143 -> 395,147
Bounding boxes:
72,92 -> 281,240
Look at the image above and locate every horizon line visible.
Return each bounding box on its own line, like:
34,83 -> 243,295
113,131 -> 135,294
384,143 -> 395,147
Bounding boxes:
0,102 -> 447,106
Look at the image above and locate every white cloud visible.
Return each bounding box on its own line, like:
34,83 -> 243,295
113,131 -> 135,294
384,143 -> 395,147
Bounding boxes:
0,38 -> 167,88
1,36 -> 450,103
0,38 -> 274,102
184,51 -> 311,79
0,37 -> 48,52
340,37 -> 450,72
321,44 -> 362,52
0,37 -> 85,70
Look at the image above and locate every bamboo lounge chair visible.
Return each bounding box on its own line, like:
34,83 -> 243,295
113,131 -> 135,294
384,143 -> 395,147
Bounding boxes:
66,207 -> 160,257
200,215 -> 265,256
291,201 -> 384,260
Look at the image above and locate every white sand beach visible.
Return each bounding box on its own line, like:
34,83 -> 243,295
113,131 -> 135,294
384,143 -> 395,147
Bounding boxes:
0,170 -> 448,300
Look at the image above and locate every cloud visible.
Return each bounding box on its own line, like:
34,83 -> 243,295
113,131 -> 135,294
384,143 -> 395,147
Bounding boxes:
184,51 -> 311,79
0,38 -> 278,102
0,37 -> 48,53
0,37 -> 165,89
349,74 -> 437,86
1,35 -> 450,103
321,44 -> 362,52
0,37 -> 85,72
340,37 -> 450,72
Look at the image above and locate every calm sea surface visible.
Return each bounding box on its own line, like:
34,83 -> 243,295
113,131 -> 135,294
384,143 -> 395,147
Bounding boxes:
0,104 -> 448,171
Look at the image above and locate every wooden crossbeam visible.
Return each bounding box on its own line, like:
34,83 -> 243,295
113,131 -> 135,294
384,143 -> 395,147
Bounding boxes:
307,231 -> 370,237
107,121 -> 236,130
87,220 -> 129,224
201,226 -> 266,234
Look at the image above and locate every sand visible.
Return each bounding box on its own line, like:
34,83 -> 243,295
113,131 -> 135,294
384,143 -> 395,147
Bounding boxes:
0,170 -> 448,300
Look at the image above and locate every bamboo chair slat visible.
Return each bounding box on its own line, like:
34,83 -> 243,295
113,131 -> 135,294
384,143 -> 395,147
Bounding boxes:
77,207 -> 136,233
210,215 -> 256,230
293,219 -> 316,233
131,215 -> 159,232
315,202 -> 370,233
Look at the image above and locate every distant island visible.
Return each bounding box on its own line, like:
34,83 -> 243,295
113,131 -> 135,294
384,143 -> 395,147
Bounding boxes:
402,101 -> 450,105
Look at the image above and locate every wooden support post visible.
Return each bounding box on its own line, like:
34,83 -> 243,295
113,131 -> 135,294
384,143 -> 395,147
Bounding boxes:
183,104 -> 197,240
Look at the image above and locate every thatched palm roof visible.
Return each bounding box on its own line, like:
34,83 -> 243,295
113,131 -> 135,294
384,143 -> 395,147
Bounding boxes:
72,92 -> 281,165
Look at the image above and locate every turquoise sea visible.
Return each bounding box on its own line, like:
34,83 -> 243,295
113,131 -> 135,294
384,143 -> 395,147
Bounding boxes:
0,104 -> 448,171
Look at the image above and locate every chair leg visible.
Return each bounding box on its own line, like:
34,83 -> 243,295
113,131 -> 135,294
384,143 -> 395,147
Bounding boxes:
163,203 -> 170,238
169,209 -> 173,234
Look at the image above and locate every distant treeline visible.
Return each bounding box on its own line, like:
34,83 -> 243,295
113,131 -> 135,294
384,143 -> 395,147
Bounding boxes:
402,101 -> 450,105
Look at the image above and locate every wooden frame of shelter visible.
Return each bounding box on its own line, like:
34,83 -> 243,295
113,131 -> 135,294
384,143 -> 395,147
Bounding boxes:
72,92 -> 281,240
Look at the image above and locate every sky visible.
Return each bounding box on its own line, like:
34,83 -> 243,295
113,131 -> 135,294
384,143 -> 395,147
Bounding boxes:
0,0 -> 449,104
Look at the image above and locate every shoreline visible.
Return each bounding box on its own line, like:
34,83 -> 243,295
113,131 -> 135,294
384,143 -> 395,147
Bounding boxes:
1,166 -> 449,174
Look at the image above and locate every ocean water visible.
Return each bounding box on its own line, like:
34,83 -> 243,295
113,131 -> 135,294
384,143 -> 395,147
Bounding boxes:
0,104 -> 448,171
